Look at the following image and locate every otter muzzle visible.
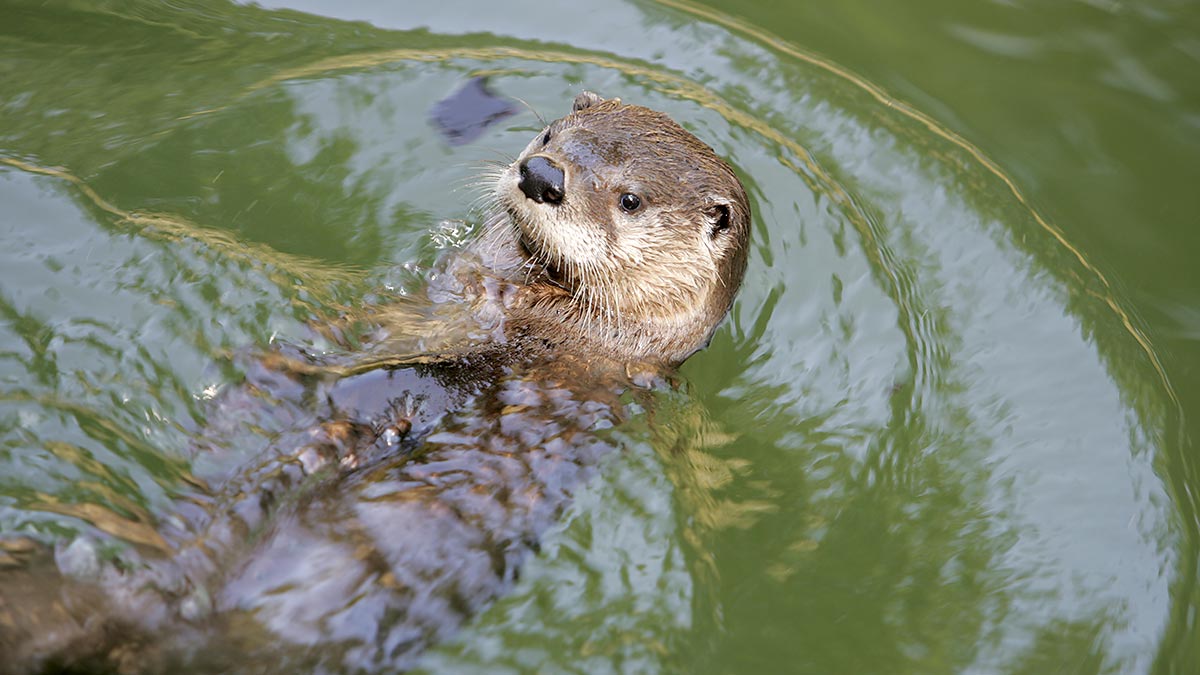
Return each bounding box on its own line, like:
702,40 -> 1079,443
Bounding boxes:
518,156 -> 565,205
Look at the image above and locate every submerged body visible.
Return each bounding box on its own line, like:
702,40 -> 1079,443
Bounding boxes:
0,92 -> 751,673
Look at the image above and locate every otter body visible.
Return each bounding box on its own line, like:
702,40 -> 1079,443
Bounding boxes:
0,92 -> 750,673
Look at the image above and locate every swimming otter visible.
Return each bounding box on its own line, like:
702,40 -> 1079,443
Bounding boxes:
0,92 -> 751,673
483,90 -> 749,366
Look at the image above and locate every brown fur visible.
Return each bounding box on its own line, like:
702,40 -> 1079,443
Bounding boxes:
0,93 -> 751,674
474,92 -> 751,367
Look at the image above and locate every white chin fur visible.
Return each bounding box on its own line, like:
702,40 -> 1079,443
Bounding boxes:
500,179 -> 609,271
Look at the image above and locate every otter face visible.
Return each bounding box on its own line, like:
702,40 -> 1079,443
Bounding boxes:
496,92 -> 750,364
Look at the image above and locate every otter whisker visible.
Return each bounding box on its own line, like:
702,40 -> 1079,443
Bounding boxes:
472,146 -> 518,165
510,95 -> 548,129
465,187 -> 501,212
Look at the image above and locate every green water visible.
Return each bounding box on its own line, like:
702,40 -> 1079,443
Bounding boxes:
1,0 -> 1197,672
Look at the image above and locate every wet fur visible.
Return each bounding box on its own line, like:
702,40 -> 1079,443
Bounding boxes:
480,93 -> 750,366
0,92 -> 751,673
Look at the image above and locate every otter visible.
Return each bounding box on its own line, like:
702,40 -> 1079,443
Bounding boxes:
483,90 -> 749,366
0,92 -> 750,673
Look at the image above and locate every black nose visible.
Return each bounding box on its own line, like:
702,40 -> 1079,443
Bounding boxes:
518,156 -> 565,205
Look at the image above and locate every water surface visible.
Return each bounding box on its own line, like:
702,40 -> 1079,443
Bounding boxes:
1,0 -> 1196,672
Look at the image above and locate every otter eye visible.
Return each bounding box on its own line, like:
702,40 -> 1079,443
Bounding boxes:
541,130 -> 552,145
619,193 -> 642,213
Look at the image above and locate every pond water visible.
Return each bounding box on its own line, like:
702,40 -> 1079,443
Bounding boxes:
1,0 -> 1198,672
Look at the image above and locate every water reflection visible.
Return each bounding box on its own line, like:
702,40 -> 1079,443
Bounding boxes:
0,0 -> 1191,672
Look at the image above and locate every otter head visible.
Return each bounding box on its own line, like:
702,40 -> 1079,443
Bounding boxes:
496,92 -> 751,367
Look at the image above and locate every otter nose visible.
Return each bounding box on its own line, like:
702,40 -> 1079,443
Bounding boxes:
518,156 -> 565,205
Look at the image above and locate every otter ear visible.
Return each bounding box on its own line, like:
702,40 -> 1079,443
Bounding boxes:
705,202 -> 732,237
573,91 -> 605,112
